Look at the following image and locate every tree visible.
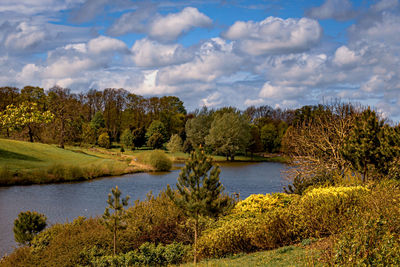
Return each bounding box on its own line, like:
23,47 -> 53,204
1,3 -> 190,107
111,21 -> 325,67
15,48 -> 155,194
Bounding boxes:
247,124 -> 263,158
13,211 -> 47,246
132,126 -> 146,148
146,120 -> 167,142
166,148 -> 233,264
98,132 -> 111,149
166,134 -> 183,152
205,112 -> 251,161
147,132 -> 165,149
103,186 -> 130,256
185,108 -> 213,147
120,129 -> 134,150
342,108 -> 385,182
261,123 -> 278,152
0,102 -> 54,142
81,123 -> 97,145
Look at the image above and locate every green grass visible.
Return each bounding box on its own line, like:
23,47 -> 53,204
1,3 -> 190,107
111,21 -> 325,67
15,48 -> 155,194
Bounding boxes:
0,138 -> 111,171
180,245 -> 321,267
0,138 -> 137,186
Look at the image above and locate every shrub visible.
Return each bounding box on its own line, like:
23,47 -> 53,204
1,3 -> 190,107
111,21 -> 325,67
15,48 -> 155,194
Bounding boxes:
136,150 -> 172,171
14,211 -> 47,245
293,186 -> 370,238
98,133 -> 111,149
233,193 -> 296,214
87,242 -> 190,266
121,191 -> 191,251
331,181 -> 400,265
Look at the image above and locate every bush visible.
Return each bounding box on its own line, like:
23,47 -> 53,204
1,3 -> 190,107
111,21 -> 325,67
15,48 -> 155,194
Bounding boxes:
87,242 -> 190,266
136,150 -> 172,171
14,211 -> 47,245
293,186 -> 370,238
331,181 -> 400,265
233,193 -> 296,214
121,191 -> 191,251
98,133 -> 111,149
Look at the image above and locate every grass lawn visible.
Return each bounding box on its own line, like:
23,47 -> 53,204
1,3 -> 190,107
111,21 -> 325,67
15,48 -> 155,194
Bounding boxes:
0,138 -> 113,171
180,245 -> 322,267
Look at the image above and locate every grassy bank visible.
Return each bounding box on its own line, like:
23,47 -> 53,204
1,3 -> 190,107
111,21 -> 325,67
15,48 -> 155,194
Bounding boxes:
180,245 -> 321,267
0,139 -> 146,186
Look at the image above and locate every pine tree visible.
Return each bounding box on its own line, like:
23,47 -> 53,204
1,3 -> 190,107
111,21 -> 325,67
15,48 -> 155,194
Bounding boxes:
342,108 -> 383,182
13,211 -> 47,245
103,186 -> 130,255
166,148 -> 234,264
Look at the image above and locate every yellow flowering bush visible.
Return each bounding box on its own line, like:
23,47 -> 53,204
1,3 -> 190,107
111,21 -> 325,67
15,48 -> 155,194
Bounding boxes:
233,193 -> 296,214
293,186 -> 370,238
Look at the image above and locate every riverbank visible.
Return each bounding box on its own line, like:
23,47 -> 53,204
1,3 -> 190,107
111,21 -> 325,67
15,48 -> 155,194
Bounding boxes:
0,139 -> 152,186
0,138 -> 286,186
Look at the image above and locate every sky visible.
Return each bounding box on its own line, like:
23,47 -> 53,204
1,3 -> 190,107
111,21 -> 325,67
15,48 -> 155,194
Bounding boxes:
0,0 -> 400,120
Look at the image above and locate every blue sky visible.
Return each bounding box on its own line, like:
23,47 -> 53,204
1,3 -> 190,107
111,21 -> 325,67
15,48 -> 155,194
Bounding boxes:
0,0 -> 399,120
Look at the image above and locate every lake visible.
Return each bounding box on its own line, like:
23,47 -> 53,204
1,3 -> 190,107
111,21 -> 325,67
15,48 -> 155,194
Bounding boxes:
0,161 -> 287,256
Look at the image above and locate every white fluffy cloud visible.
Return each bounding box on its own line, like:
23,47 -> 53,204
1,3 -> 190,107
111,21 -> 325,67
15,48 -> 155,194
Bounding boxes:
88,36 -> 129,54
223,17 -> 322,55
333,46 -> 361,67
157,38 -> 243,85
131,38 -> 192,68
148,7 -> 212,42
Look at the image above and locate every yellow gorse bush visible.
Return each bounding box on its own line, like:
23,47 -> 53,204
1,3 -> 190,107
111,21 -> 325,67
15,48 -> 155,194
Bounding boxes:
233,193 -> 296,214
302,186 -> 369,201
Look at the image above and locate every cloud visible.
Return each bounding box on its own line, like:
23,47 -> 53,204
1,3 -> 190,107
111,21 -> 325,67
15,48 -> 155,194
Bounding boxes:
148,7 -> 212,42
306,0 -> 355,21
259,82 -> 305,99
131,38 -> 192,68
107,3 -> 156,36
0,0 -> 84,15
333,45 -> 361,67
201,92 -> 222,107
157,38 -> 243,85
223,17 -> 322,55
88,35 -> 129,54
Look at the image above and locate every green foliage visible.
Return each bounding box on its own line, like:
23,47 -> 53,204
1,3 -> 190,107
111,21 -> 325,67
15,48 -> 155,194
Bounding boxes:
136,150 -> 172,171
120,128 -> 134,149
331,182 -> 400,265
205,112 -> 251,161
167,148 -> 234,263
86,242 -> 190,266
103,186 -> 130,255
13,211 -> 47,245
81,123 -> 97,145
261,123 -> 278,152
342,108 -> 384,181
147,132 -> 165,149
146,120 -> 167,142
284,171 -> 335,195
132,126 -> 146,148
91,111 -> 105,129
98,132 -> 111,149
166,134 -> 183,152
185,109 -> 213,147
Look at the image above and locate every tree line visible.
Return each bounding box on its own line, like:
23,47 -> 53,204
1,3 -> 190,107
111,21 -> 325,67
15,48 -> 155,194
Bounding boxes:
0,86 -> 294,159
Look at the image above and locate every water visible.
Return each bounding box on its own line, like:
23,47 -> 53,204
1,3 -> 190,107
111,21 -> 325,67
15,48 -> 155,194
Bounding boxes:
0,162 -> 286,256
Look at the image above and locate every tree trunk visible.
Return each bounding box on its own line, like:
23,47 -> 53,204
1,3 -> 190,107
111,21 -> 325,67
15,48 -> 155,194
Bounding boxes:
194,218 -> 198,265
59,116 -> 65,149
28,125 -> 34,142
113,226 -> 116,256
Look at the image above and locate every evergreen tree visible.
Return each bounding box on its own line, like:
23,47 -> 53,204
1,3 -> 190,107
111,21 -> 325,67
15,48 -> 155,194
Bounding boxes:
166,148 -> 234,264
103,186 -> 130,255
13,211 -> 47,245
342,108 -> 383,182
